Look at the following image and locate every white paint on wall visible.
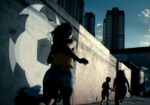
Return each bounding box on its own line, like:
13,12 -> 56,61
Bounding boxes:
9,4 -> 61,86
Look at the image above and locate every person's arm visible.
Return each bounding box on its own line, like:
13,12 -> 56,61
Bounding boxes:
108,84 -> 114,91
113,78 -> 116,90
109,87 -> 115,91
102,82 -> 104,88
47,52 -> 53,64
125,78 -> 130,92
47,45 -> 55,64
61,45 -> 88,64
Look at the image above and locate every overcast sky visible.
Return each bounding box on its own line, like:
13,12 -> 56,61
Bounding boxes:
84,0 -> 150,48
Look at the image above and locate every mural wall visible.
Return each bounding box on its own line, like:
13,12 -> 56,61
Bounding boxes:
0,0 -> 131,105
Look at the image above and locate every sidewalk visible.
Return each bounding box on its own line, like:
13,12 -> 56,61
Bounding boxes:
81,96 -> 150,105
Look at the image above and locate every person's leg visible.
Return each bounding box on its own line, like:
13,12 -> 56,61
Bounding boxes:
115,94 -> 119,105
42,91 -> 55,105
61,76 -> 74,105
106,92 -> 109,105
60,68 -> 74,105
61,86 -> 73,105
43,67 -> 61,105
52,92 -> 61,105
100,98 -> 104,105
43,72 -> 59,105
43,81 -> 57,105
100,92 -> 105,105
106,96 -> 109,105
52,99 -> 57,105
120,86 -> 127,102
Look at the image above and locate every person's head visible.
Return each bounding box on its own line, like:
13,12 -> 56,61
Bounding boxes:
106,77 -> 111,83
116,70 -> 125,78
52,23 -> 72,42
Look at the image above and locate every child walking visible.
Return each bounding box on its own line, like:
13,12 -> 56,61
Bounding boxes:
100,77 -> 113,105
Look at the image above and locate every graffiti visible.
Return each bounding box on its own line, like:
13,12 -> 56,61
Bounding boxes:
9,4 -> 61,86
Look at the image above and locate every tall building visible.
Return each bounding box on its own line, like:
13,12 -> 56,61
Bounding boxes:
103,7 -> 125,50
84,12 -> 95,36
57,0 -> 84,24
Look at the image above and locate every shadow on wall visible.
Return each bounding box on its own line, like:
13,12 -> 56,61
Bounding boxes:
15,85 -> 42,105
14,85 -> 62,105
0,63 -> 30,105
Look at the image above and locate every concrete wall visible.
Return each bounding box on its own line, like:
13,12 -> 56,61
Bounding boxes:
0,0 -> 131,105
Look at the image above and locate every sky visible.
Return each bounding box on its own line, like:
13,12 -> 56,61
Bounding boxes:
84,0 -> 150,48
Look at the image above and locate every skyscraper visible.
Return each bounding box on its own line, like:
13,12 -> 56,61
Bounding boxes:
57,0 -> 84,24
103,7 -> 125,50
84,12 -> 95,36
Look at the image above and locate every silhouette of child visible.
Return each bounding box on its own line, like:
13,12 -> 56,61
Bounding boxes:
113,70 -> 130,105
100,77 -> 113,105
42,23 -> 88,105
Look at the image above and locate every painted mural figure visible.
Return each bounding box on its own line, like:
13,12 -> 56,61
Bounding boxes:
113,70 -> 130,105
100,77 -> 114,105
42,23 -> 89,105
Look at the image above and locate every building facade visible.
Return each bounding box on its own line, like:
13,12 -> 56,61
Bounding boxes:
103,7 -> 125,50
57,0 -> 84,24
84,12 -> 95,36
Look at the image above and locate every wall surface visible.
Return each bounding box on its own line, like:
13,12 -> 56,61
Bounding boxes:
0,0 -> 131,105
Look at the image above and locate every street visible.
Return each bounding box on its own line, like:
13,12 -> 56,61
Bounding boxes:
82,96 -> 150,105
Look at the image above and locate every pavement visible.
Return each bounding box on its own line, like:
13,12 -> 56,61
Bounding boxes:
81,96 -> 150,105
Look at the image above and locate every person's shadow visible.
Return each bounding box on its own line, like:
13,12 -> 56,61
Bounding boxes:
15,85 -> 42,105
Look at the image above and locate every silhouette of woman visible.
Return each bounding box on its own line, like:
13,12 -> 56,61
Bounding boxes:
113,70 -> 130,105
42,23 -> 88,105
